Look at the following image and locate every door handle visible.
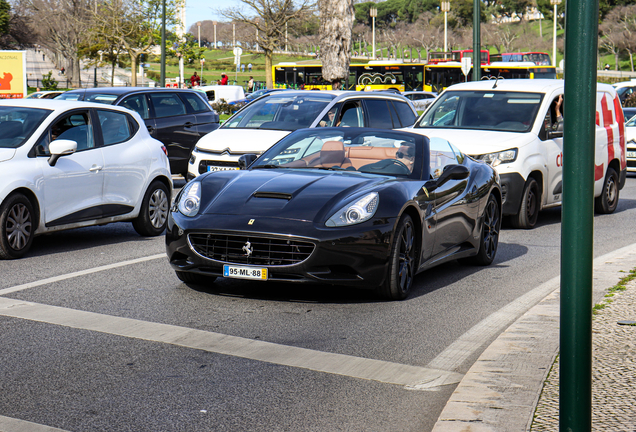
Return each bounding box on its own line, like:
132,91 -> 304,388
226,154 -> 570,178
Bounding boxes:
184,122 -> 194,128
147,125 -> 155,134
89,165 -> 103,172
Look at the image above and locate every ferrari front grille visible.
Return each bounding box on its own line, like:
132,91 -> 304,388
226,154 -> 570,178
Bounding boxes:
188,233 -> 315,266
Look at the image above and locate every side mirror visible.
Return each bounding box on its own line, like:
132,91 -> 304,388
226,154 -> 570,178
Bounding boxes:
238,153 -> 258,169
48,139 -> 77,166
434,164 -> 470,187
548,130 -> 563,139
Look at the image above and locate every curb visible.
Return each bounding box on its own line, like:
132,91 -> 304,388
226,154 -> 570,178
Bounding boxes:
431,243 -> 636,432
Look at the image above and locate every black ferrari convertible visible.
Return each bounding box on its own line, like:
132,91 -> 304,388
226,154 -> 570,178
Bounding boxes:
166,127 -> 501,300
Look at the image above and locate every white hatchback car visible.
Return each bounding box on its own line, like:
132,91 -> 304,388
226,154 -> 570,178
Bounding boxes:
0,99 -> 173,259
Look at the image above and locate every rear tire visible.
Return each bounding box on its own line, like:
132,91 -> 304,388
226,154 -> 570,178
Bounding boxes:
176,271 -> 217,285
511,177 -> 540,229
0,193 -> 35,260
377,214 -> 417,301
463,194 -> 500,266
595,167 -> 619,214
133,180 -> 170,236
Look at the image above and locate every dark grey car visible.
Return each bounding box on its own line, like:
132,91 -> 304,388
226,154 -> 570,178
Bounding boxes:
56,87 -> 220,176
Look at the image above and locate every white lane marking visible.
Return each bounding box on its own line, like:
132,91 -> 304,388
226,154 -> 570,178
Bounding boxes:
0,414 -> 69,432
0,297 -> 463,388
0,254 -> 166,296
427,243 -> 636,373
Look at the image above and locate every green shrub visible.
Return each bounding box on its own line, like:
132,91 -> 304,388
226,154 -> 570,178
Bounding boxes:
41,71 -> 58,90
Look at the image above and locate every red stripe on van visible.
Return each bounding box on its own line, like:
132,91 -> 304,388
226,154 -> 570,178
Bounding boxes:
613,96 -> 627,170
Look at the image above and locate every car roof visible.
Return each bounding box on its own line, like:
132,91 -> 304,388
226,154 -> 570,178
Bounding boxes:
62,87 -> 200,95
258,90 -> 412,102
442,79 -> 615,94
612,80 -> 636,89
0,99 -> 146,119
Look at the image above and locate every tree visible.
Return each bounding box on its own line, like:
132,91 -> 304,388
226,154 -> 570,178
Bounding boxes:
319,0 -> 354,89
0,0 -> 9,36
0,0 -> 34,48
600,9 -> 624,70
613,5 -> 636,71
22,0 -> 93,86
89,0 -> 174,86
221,0 -> 314,89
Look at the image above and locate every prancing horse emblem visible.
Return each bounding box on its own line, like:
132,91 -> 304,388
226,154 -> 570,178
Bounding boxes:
242,241 -> 253,257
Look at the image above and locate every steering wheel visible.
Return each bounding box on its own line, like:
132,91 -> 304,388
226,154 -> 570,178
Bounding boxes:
371,158 -> 410,173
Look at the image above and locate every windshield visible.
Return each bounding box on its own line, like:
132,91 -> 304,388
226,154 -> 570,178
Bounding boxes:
416,90 -> 543,133
626,115 -> 636,126
222,93 -> 334,131
0,106 -> 52,148
252,128 -> 422,178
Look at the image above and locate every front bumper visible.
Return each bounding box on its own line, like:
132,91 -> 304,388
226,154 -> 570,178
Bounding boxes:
626,140 -> 636,172
166,212 -> 396,288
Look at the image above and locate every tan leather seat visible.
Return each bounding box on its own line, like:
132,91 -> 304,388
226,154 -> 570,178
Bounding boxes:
314,141 -> 352,169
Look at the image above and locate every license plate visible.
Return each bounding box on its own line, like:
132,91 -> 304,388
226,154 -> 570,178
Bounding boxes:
627,151 -> 636,158
223,265 -> 268,280
207,165 -> 239,172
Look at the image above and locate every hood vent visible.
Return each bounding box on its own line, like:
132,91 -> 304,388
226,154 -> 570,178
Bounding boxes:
253,191 -> 293,200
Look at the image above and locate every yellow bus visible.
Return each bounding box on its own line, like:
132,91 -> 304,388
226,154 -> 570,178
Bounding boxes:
273,61 -> 557,93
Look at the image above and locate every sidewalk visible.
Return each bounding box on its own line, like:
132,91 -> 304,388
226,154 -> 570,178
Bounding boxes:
431,244 -> 636,432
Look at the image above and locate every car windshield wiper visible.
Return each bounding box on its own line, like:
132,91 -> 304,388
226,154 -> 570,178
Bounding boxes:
252,164 -> 280,169
312,166 -> 347,171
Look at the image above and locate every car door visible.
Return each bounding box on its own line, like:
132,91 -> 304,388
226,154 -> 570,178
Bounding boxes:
428,138 -> 472,257
35,110 -> 105,227
147,91 -> 199,175
177,91 -> 220,136
541,92 -> 565,204
94,108 -> 146,216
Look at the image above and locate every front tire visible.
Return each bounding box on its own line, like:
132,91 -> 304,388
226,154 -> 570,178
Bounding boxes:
0,193 -> 35,260
378,214 -> 417,301
463,194 -> 501,266
133,180 -> 170,236
595,167 -> 619,214
511,177 -> 540,229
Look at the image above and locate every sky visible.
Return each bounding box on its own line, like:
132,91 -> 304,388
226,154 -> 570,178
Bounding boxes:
185,0 -> 239,30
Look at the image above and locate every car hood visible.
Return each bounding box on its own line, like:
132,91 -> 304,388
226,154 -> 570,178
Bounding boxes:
199,169 -> 384,222
195,128 -> 292,153
626,126 -> 636,143
411,128 -> 535,156
0,148 -> 16,163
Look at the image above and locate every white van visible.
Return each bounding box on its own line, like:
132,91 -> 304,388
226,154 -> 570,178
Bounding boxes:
197,85 -> 246,104
409,79 -> 627,228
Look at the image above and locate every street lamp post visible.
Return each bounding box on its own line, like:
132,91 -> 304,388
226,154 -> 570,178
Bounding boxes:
441,1 -> 450,53
197,22 -> 203,79
213,21 -> 217,49
285,22 -> 288,53
551,0 -> 562,67
233,22 -> 236,48
370,7 -> 377,60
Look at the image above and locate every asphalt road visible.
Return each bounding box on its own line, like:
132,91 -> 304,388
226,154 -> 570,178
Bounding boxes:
1,176 -> 636,432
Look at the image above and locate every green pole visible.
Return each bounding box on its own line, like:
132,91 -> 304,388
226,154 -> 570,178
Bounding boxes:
560,0 -> 598,426
472,0 -> 481,81
160,0 -> 166,87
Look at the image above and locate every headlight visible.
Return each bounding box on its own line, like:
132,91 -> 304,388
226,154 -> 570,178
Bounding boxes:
326,192 -> 379,227
178,181 -> 201,217
478,148 -> 518,167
